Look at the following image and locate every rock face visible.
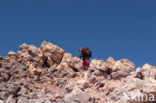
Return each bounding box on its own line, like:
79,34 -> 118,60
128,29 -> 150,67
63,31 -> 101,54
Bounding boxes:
0,41 -> 156,103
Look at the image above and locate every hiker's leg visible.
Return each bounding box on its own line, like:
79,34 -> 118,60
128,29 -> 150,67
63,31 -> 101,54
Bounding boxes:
83,59 -> 86,71
85,59 -> 90,70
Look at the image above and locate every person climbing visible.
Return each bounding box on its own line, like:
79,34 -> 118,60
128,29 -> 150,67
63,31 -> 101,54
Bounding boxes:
79,47 -> 92,71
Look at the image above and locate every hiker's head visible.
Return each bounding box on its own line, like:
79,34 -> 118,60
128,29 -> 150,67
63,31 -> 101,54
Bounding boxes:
79,48 -> 82,52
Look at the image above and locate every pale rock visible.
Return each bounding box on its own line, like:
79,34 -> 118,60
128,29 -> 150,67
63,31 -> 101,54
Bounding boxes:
113,59 -> 135,72
105,57 -> 116,69
56,53 -> 73,71
142,63 -> 156,69
46,56 -> 54,67
69,57 -> 82,71
0,100 -> 4,103
90,59 -> 106,71
19,43 -> 29,50
8,51 -> 17,60
61,53 -> 73,63
8,51 -> 16,56
34,68 -> 42,75
40,41 -> 65,64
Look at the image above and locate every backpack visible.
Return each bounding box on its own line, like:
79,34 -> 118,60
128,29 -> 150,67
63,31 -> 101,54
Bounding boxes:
84,48 -> 92,57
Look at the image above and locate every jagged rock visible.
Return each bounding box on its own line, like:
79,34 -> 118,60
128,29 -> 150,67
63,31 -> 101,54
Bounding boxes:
112,59 -> 135,72
61,53 -> 73,63
8,51 -> 17,60
94,70 -> 103,76
111,70 -> 129,80
19,43 -> 29,50
69,57 -> 82,71
88,76 -> 97,84
8,51 -> 16,57
105,57 -> 116,69
40,41 -> 65,65
142,63 -> 156,69
135,71 -> 144,80
90,59 -> 106,71
1,41 -> 156,103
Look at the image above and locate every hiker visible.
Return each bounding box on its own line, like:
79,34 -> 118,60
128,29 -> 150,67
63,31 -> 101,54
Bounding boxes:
79,47 -> 92,70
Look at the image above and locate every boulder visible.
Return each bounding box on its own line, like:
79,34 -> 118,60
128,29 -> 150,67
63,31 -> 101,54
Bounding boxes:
94,70 -> 103,76
142,63 -> 156,69
40,41 -> 65,65
88,76 -> 97,84
90,59 -> 106,71
83,81 -> 90,89
113,59 -> 135,72
69,57 -> 82,71
105,57 -> 116,69
61,53 -> 73,63
8,51 -> 16,57
111,70 -> 129,80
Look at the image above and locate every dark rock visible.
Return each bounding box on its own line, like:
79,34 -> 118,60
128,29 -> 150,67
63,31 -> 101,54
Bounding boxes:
83,81 -> 90,89
94,70 -> 102,76
0,73 -> 11,82
21,66 -> 27,71
0,63 -> 2,68
88,76 -> 97,84
0,56 -> 3,60
98,83 -> 105,88
135,71 -> 144,80
111,70 -> 129,80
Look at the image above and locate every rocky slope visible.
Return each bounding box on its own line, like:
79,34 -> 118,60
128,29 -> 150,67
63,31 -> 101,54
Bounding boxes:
0,41 -> 156,103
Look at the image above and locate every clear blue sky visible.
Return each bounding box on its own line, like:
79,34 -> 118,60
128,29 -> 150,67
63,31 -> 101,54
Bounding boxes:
0,0 -> 156,67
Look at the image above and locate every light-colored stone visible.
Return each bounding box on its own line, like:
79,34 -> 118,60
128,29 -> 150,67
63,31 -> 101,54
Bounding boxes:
40,41 -> 65,64
0,100 -> 4,103
113,59 -> 135,72
142,63 -> 156,69
105,57 -> 116,69
90,59 -> 106,71
8,51 -> 17,59
69,57 -> 82,70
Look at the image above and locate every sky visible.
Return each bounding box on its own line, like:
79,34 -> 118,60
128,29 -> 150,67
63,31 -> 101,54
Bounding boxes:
0,0 -> 156,67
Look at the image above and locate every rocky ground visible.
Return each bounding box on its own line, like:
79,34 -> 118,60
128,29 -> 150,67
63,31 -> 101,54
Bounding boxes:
0,41 -> 156,103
